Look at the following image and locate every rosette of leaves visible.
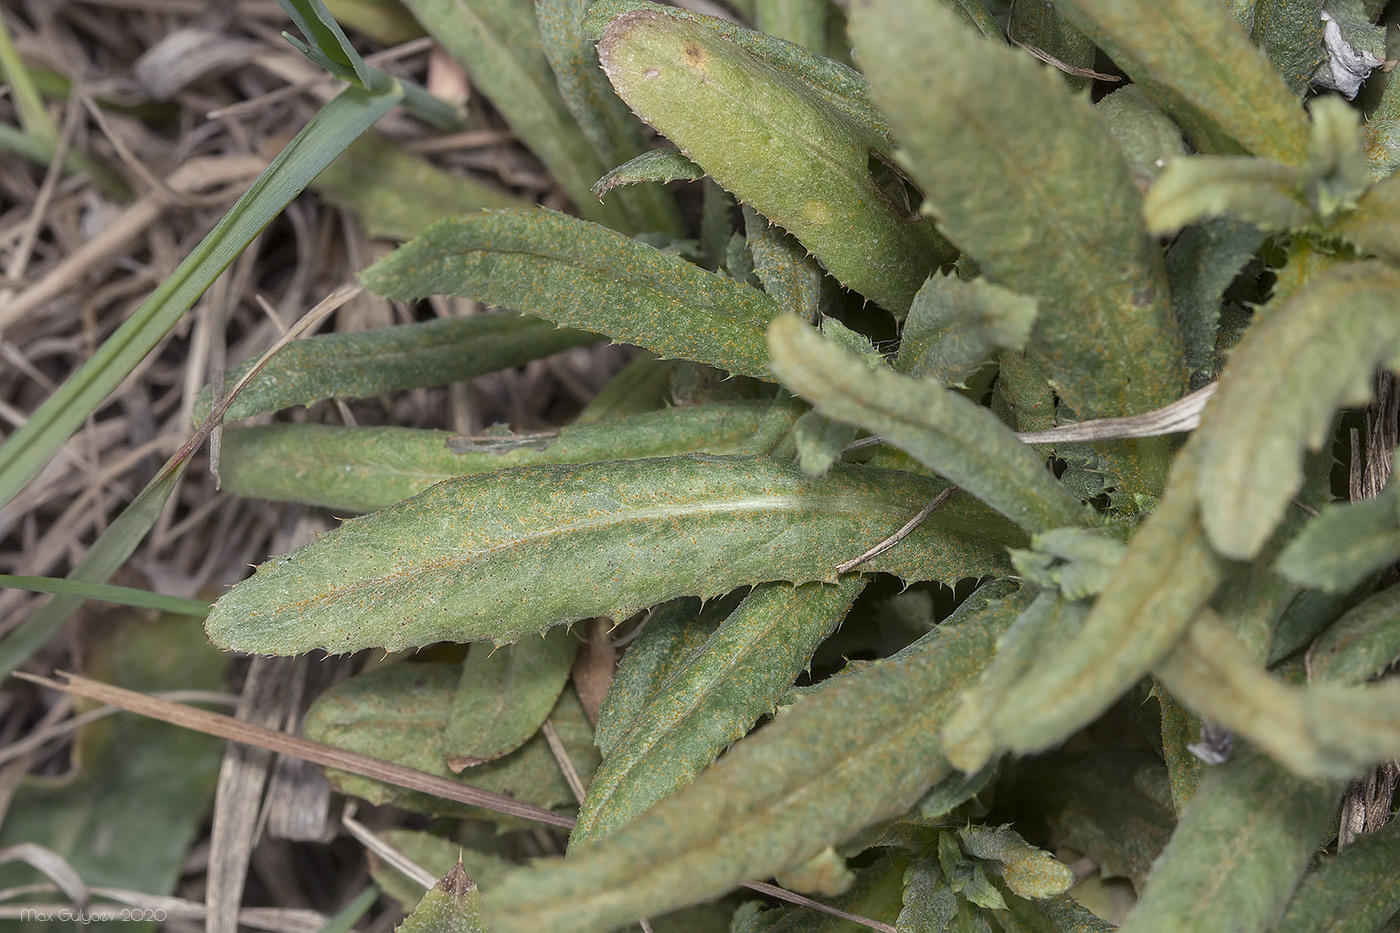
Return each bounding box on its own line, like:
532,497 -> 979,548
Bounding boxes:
203,0 -> 1400,930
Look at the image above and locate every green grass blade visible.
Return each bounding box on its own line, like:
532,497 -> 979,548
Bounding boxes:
477,591 -> 1019,933
599,9 -> 953,314
0,575 -> 209,618
570,578 -> 865,848
849,0 -> 1185,429
194,312 -> 595,423
280,0 -> 375,86
0,83 -> 403,510
768,315 -> 1089,534
0,10 -> 54,141
1054,0 -> 1308,162
205,455 -> 1018,655
1119,745 -> 1341,933
361,209 -> 784,380
219,400 -> 774,512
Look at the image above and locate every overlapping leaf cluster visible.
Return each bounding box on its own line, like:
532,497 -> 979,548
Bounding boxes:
197,0 -> 1400,930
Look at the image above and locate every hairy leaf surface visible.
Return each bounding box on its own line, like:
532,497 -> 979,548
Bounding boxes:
361,209 -> 784,379
895,273 -> 1037,388
592,147 -> 703,199
1306,584 -> 1400,685
1277,818 -> 1400,932
207,455 -> 1018,654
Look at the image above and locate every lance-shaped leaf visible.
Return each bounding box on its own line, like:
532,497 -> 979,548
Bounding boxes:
1277,817 -> 1400,932
571,578 -> 865,848
1194,260 -> 1400,560
894,273 -> 1037,388
361,209 -> 783,380
1052,0 -> 1309,162
1276,487 -> 1400,594
443,626 -> 577,770
1144,157 -> 1309,236
1118,746 -> 1341,933
537,0 -> 681,235
397,863 -> 487,933
1164,217 -> 1267,387
583,0 -> 891,147
989,445 -> 1226,754
592,147 -> 703,200
195,312 -> 595,423
1154,610 -> 1400,778
957,825 -> 1074,900
218,400 -> 774,512
207,455 -> 1019,655
743,205 -> 822,320
598,10 -> 952,314
476,596 -> 1019,933
849,0 -> 1185,428
1306,584 -> 1400,685
1250,0 -> 1325,95
769,315 -> 1088,535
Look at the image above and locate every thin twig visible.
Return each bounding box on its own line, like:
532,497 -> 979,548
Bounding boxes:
836,487 -> 958,574
540,719 -> 587,805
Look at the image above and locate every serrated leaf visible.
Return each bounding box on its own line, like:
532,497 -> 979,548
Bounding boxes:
1193,260 -> 1400,560
899,857 -> 958,933
957,826 -> 1074,900
537,0 -> 682,235
196,312 -> 595,423
476,598 -> 1019,933
398,0 -> 625,228
1144,157 -> 1309,235
1163,217 -> 1267,387
361,208 -> 784,380
302,663 -> 599,820
743,205 -> 822,320
598,11 -> 952,315
1277,817 -> 1400,932
571,578 -> 864,847
1276,488 -> 1400,594
397,863 -> 487,933
1008,528 -> 1127,601
207,455 -> 1018,655
989,446 -> 1225,755
444,626 -> 578,770
895,274 -> 1037,388
313,131 -> 526,240
849,0 -> 1185,437
583,0 -> 891,146
1154,610 -> 1400,779
1250,0 -> 1325,95
1052,0 -> 1309,162
592,147 -> 704,199
768,315 -> 1089,536
1307,584 -> 1400,685
218,400 -> 775,512
1117,746 -> 1341,933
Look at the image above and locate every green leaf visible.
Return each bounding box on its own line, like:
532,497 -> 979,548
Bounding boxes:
476,595 -> 1019,933
894,273 -> 1037,388
369,829 -> 514,911
1052,0 -> 1309,162
1163,217 -> 1267,387
397,0 -> 624,228
361,208 -> 784,380
537,0 -> 682,235
791,410 -> 859,478
768,315 -> 1089,535
1117,746 -> 1341,933
218,400 -> 775,512
444,626 -> 578,770
849,0 -> 1186,430
1096,85 -> 1189,190
1008,0 -> 1097,92
281,0 -> 376,87
1194,260 -> 1400,560
598,9 -> 953,314
583,0 -> 891,147
302,663 -> 600,821
312,131 -> 526,240
755,0 -> 828,50
1154,610 -> 1400,779
736,853 -> 908,931
1009,529 -> 1127,602
0,82 -> 402,510
1277,817 -> 1400,932
1306,584 -> 1400,685
1249,0 -> 1325,95
206,455 -> 1018,655
0,574 -> 209,618
1144,157 -> 1309,235
197,312 -> 597,423
0,613 -> 225,905
570,578 -> 865,847
1330,173 -> 1400,261
989,445 -> 1226,756
1302,95 -> 1370,221
743,206 -> 823,320
592,147 -> 704,199
957,825 -> 1074,900
898,857 -> 958,933
998,893 -> 1116,932
1276,488 -> 1400,594
396,863 -> 488,933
